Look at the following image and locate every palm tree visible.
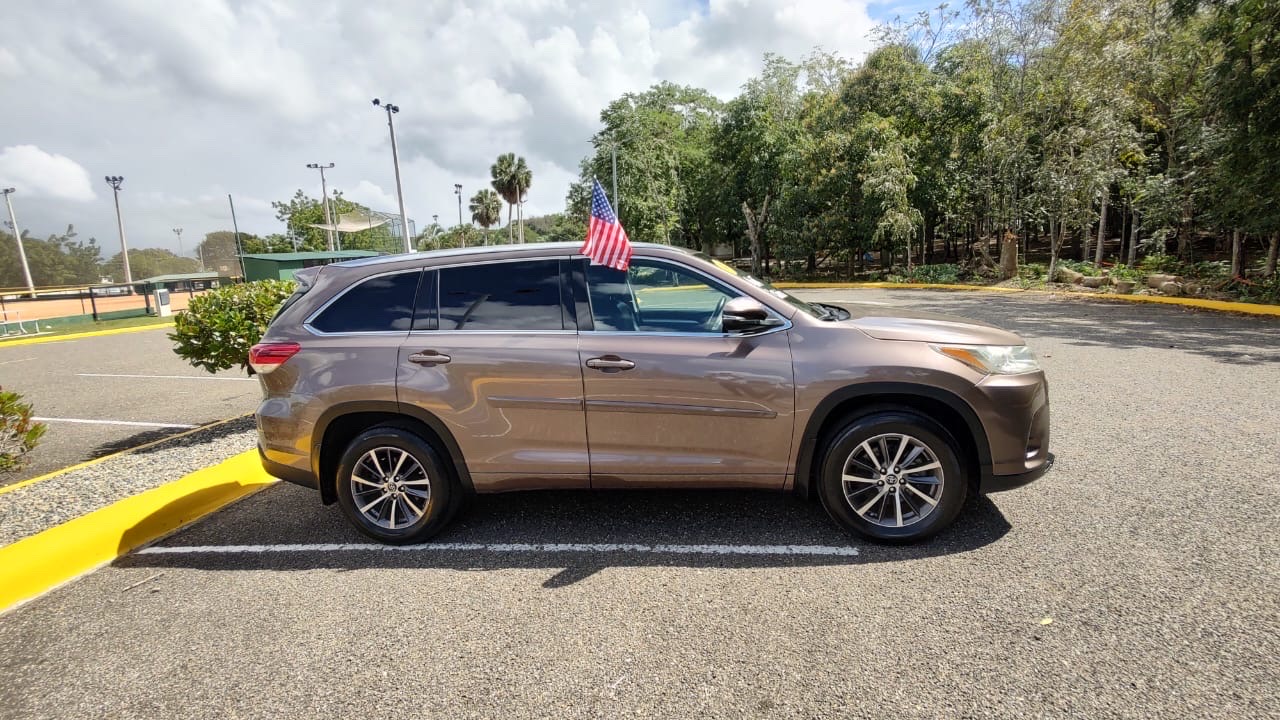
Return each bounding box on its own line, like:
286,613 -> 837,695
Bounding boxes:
490,153 -> 518,243
469,189 -> 502,244
512,156 -> 532,244
491,153 -> 533,243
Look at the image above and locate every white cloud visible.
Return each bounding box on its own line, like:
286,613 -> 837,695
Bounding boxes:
1,0 -> 880,252
0,145 -> 96,202
343,180 -> 400,214
0,48 -> 19,77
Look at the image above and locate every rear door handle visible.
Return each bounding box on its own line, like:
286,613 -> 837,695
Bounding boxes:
408,350 -> 451,366
585,355 -> 635,371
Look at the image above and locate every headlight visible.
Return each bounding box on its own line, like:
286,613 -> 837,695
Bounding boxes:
931,344 -> 1040,375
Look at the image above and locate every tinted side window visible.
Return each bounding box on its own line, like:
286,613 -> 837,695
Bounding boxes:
586,260 -> 736,333
310,271 -> 421,333
438,260 -> 564,331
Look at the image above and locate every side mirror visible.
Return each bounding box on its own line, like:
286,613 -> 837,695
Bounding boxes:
722,296 -> 784,334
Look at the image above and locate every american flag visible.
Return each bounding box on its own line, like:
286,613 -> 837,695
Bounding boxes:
580,178 -> 632,271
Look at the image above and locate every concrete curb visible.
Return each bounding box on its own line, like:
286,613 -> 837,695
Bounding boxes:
0,450 -> 275,614
0,321 -> 175,348
775,282 -> 1280,316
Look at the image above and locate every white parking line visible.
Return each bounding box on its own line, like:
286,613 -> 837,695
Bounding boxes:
33,417 -> 197,429
138,542 -> 860,556
77,373 -> 255,382
0,357 -> 36,365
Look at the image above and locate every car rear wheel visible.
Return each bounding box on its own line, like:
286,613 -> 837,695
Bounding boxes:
335,426 -> 456,544
817,411 -> 966,543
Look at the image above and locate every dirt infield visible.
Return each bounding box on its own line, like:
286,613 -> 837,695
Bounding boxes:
1,292 -> 200,322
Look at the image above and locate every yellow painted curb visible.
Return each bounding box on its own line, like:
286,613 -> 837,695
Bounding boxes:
776,282 -> 1280,316
1087,292 -> 1280,316
776,281 -> 1025,293
0,450 -> 276,614
0,321 -> 175,348
0,413 -> 253,498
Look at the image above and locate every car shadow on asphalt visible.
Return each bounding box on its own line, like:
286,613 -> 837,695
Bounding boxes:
855,291 -> 1280,365
115,482 -> 1012,586
89,415 -> 256,459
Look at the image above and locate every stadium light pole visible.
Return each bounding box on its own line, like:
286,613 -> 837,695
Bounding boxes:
228,194 -> 246,279
306,162 -> 336,252
105,176 -> 133,286
372,99 -> 413,254
454,184 -> 465,248
1,188 -> 35,298
172,226 -> 184,259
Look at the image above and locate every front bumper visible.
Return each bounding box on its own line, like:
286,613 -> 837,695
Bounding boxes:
981,452 -> 1054,493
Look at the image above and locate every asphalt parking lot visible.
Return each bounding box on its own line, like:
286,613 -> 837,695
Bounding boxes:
0,329 -> 259,485
2,289 -> 1278,719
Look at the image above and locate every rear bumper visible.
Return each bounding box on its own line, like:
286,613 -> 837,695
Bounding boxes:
981,452 -> 1053,494
258,444 -> 318,491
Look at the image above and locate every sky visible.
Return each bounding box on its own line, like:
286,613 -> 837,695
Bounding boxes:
0,0 -> 926,260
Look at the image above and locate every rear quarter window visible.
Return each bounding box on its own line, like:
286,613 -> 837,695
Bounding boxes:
309,271 -> 422,333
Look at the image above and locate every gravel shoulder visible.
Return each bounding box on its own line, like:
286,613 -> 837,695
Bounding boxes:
0,417 -> 256,546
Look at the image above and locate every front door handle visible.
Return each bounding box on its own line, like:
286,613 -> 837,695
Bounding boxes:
408,350 -> 451,366
585,355 -> 635,372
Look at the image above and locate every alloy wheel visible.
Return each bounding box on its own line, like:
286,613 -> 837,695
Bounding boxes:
350,446 -> 432,530
841,433 -> 945,528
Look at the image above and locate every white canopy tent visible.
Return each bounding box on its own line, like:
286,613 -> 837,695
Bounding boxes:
307,210 -> 389,234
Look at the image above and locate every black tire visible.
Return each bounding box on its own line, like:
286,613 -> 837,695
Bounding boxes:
817,410 -> 967,543
335,426 -> 457,544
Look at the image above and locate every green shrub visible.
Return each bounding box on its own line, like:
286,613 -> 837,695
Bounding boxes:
1058,259 -> 1103,277
1138,253 -> 1183,274
0,387 -> 46,472
170,280 -> 296,373
1237,274 -> 1280,304
1190,260 -> 1230,279
1107,264 -> 1142,281
888,264 -> 962,284
1019,262 -> 1048,280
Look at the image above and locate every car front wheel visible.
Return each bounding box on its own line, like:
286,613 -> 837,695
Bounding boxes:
817,411 -> 967,543
335,426 -> 456,544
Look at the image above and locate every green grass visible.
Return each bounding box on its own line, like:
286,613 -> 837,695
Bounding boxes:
0,314 -> 172,343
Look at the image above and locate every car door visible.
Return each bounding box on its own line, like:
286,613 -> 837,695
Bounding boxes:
577,257 -> 795,488
396,257 -> 590,491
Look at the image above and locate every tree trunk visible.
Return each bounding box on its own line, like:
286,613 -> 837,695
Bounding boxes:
996,221 -> 1012,274
507,203 -> 514,243
1127,207 -> 1139,266
517,199 -> 524,244
741,196 -> 770,277
1177,199 -> 1192,260
999,229 -> 1017,279
1266,233 -> 1279,276
1118,201 -> 1129,263
1231,229 -> 1243,278
1047,217 -> 1060,284
1094,192 -> 1108,265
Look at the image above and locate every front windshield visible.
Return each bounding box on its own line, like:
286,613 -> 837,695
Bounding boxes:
700,254 -> 828,319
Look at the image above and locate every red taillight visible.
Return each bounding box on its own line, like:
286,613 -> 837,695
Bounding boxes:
249,342 -> 301,374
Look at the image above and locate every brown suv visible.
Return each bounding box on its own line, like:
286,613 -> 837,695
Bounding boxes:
252,243 -> 1050,544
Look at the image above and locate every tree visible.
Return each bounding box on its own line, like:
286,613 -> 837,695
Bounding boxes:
102,248 -> 198,281
1,225 -> 103,287
195,231 -> 256,275
469,189 -> 502,241
490,153 -> 520,243
513,156 -> 532,243
574,82 -> 726,251
271,190 -> 400,253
